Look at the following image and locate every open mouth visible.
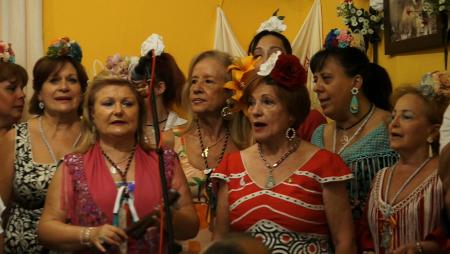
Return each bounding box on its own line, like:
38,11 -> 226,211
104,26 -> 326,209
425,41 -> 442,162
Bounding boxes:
191,98 -> 206,104
111,120 -> 127,125
253,122 -> 267,128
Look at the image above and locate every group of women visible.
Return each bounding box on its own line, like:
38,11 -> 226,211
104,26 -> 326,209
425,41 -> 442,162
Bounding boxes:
0,24 -> 449,254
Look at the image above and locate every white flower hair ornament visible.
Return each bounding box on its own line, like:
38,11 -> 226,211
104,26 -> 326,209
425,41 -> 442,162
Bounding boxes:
257,51 -> 282,76
141,33 -> 165,57
257,10 -> 287,33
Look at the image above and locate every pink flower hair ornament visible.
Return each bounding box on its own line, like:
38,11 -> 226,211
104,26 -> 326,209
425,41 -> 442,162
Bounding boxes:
0,41 -> 15,63
47,37 -> 83,63
324,28 -> 366,52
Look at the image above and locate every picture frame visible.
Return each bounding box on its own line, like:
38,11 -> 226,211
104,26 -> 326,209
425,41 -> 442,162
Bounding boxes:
384,0 -> 446,55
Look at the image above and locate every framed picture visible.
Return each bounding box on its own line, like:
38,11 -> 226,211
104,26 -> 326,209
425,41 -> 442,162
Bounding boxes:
384,0 -> 446,55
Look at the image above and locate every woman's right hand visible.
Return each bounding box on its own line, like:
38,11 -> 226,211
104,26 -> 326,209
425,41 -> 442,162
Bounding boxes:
90,224 -> 128,252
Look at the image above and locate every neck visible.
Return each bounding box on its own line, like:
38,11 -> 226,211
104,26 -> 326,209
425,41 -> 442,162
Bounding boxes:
99,136 -> 136,154
40,112 -> 80,134
196,115 -> 226,138
145,97 -> 168,124
397,147 -> 430,166
258,135 -> 292,156
335,99 -> 372,129
0,127 -> 9,137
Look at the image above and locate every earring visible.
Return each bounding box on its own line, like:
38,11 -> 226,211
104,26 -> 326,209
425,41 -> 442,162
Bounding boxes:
38,102 -> 45,110
221,99 -> 234,121
427,136 -> 434,158
350,87 -> 359,115
285,127 -> 296,141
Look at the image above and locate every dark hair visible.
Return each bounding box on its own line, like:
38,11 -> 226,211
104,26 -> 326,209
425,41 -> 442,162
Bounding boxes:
0,62 -> 28,87
29,56 -> 88,115
310,47 -> 392,111
248,30 -> 292,55
147,52 -> 185,108
391,86 -> 449,155
243,71 -> 311,129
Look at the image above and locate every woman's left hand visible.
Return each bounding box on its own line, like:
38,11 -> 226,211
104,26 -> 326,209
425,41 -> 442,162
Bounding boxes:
91,224 -> 127,252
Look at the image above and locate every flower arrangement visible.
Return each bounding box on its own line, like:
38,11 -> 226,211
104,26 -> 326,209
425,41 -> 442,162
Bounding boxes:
422,0 -> 449,16
104,53 -> 139,79
0,41 -> 15,63
420,71 -> 450,98
257,9 -> 287,33
47,37 -> 82,63
324,28 -> 366,52
258,51 -> 307,90
337,0 -> 384,43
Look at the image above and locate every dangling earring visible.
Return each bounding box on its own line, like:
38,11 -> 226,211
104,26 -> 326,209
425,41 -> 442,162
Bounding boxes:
221,99 -> 234,121
427,136 -> 434,158
285,127 -> 296,142
38,101 -> 45,110
350,87 -> 359,115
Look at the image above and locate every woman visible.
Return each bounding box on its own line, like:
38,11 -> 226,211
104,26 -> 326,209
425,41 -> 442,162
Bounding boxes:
310,30 -> 397,221
360,86 -> 447,253
38,77 -> 198,253
176,50 -> 248,253
0,37 -> 88,253
213,52 -> 356,253
248,30 -> 326,141
0,41 -> 28,136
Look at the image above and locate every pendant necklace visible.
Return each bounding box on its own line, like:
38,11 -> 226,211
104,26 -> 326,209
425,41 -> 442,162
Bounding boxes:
39,116 -> 81,164
257,141 -> 299,189
380,157 -> 431,249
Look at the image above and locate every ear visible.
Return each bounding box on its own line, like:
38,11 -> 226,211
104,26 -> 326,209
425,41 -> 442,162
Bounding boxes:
429,123 -> 441,141
155,81 -> 166,96
352,74 -> 363,90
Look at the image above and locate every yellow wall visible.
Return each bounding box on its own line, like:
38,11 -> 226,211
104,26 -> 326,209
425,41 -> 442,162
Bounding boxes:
43,0 -> 444,87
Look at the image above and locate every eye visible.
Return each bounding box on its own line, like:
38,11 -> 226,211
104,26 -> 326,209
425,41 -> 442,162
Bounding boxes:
100,99 -> 114,107
313,75 -> 318,83
204,79 -> 215,85
262,98 -> 274,105
122,99 -> 135,107
247,97 -> 256,106
190,78 -> 198,85
48,77 -> 60,84
5,84 -> 16,92
67,77 -> 79,84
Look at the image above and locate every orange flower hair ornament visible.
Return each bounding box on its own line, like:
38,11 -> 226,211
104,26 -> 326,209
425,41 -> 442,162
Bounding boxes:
223,55 -> 260,112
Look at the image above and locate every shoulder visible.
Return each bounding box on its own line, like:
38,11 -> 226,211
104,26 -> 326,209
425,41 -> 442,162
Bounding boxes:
303,149 -> 353,182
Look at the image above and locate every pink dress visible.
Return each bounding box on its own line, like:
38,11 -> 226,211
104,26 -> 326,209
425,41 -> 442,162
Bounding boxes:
212,149 -> 353,254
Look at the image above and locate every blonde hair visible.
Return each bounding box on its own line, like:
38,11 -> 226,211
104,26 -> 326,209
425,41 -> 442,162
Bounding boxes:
75,76 -> 151,153
180,50 -> 251,149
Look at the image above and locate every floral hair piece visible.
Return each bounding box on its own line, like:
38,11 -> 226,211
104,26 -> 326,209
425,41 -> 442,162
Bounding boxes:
103,53 -> 139,79
141,33 -> 165,57
223,55 -> 260,110
47,37 -> 82,63
420,71 -> 450,98
324,28 -> 366,52
0,41 -> 15,63
258,51 -> 307,90
256,9 -> 287,33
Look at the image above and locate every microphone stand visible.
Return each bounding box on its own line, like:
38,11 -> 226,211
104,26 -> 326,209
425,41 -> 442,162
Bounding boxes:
145,50 -> 175,254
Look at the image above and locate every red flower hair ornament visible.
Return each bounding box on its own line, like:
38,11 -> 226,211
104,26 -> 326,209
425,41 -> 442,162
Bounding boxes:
257,51 -> 307,90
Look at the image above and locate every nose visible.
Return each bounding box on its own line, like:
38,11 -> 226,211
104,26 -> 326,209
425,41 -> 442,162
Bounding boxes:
249,102 -> 262,117
313,79 -> 323,94
59,79 -> 70,91
113,102 -> 124,115
16,86 -> 25,99
191,82 -> 204,95
389,114 -> 399,128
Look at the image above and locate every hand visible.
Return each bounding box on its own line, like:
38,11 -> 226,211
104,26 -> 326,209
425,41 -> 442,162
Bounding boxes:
392,243 -> 419,254
91,224 -> 128,252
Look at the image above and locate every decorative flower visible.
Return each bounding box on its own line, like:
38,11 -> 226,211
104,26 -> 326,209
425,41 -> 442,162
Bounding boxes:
432,71 -> 450,98
256,10 -> 287,33
257,51 -> 282,76
337,0 -> 384,44
224,55 -> 259,103
141,33 -> 165,57
268,54 -> 307,90
104,53 -> 139,79
0,40 -> 15,63
422,0 -> 449,16
47,37 -> 82,63
324,28 -> 366,52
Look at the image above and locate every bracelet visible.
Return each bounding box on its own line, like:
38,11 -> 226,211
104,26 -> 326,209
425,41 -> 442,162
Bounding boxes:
416,241 -> 424,254
80,227 -> 93,247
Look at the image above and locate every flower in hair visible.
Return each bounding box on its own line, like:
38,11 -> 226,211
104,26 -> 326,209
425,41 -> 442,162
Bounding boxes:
141,33 -> 165,57
256,10 -> 287,33
0,41 -> 15,63
104,53 -> 139,79
47,37 -> 82,63
224,55 -> 259,103
324,28 -> 366,52
258,51 -> 307,90
420,71 -> 450,98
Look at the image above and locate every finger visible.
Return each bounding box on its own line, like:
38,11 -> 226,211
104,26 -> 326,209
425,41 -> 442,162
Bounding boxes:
94,240 -> 106,253
112,227 -> 128,240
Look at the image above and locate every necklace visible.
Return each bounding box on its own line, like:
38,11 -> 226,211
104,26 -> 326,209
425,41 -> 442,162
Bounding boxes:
101,147 -> 136,183
380,157 -> 431,248
333,104 -> 375,155
336,104 -> 374,131
257,141 -> 299,189
196,119 -> 229,169
146,117 -> 168,126
38,116 -> 81,164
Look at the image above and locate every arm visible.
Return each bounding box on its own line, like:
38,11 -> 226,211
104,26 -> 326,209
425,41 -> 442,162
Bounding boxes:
323,181 -> 357,254
170,160 -> 199,240
213,181 -> 229,241
38,165 -> 127,252
0,129 -> 16,207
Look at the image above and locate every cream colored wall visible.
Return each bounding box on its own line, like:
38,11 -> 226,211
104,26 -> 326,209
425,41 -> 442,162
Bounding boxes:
43,0 -> 444,87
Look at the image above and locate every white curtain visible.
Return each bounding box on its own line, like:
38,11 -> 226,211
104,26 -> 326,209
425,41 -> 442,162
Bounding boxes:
0,0 -> 44,119
291,0 -> 323,108
214,6 -> 246,57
